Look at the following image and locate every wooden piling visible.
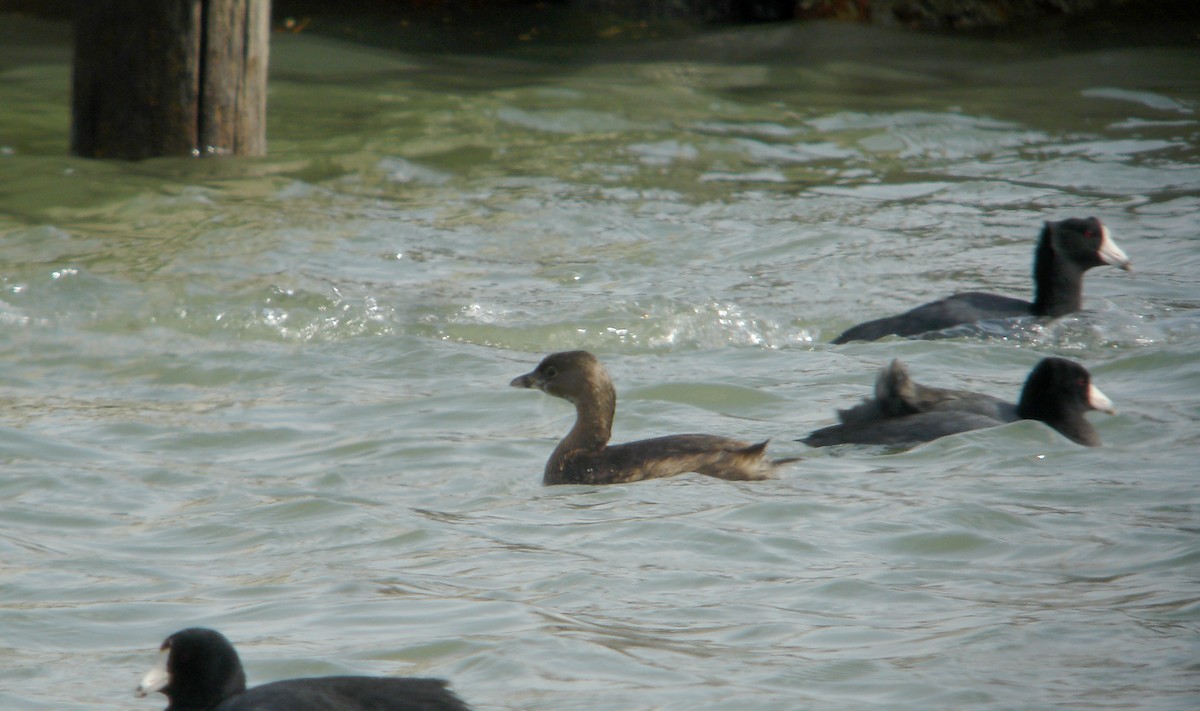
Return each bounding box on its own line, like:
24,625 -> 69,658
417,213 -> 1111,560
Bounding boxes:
71,0 -> 269,160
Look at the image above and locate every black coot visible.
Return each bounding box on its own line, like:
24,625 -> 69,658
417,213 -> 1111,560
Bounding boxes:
802,357 -> 1115,447
831,217 -> 1131,343
136,628 -> 471,711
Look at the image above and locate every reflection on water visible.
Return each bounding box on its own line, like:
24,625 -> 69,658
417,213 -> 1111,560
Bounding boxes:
1,15 -> 1198,711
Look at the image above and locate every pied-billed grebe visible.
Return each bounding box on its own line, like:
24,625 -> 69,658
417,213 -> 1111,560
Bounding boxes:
511,350 -> 795,485
136,628 -> 472,711
831,217 -> 1132,343
802,357 -> 1115,448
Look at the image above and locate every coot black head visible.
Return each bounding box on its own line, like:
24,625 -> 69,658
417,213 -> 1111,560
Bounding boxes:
1016,357 -> 1115,446
1047,217 -> 1131,273
1033,217 -> 1131,317
137,628 -> 246,711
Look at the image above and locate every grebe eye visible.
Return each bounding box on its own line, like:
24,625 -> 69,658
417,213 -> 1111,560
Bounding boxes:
543,365 -> 558,378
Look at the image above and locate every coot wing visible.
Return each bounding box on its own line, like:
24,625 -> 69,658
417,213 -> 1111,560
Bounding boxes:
803,410 -> 1005,447
223,677 -> 471,711
832,292 -> 1032,343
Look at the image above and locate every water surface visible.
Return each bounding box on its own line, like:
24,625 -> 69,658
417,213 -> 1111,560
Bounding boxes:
1,16 -> 1198,711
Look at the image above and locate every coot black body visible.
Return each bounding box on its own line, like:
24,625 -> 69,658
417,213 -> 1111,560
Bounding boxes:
831,218 -> 1131,343
802,358 -> 1115,447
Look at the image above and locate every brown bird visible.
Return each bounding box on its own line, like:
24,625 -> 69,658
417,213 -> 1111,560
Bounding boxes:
511,350 -> 796,485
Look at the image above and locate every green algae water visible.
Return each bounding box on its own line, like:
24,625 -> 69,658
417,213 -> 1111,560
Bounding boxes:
1,15 -> 1198,711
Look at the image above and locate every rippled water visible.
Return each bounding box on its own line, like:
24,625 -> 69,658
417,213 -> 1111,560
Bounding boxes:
1,15 -> 1198,711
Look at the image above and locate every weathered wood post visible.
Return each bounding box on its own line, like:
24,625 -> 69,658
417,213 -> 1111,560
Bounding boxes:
71,0 -> 269,160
